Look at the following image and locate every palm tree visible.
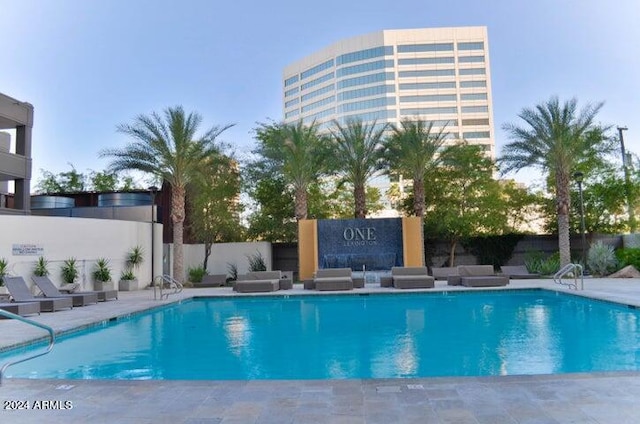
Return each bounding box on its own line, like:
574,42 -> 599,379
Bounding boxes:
384,118 -> 450,217
253,120 -> 329,221
101,106 -> 233,282
500,96 -> 610,267
330,119 -> 388,218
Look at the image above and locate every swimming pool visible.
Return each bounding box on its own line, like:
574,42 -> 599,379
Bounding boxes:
2,290 -> 640,380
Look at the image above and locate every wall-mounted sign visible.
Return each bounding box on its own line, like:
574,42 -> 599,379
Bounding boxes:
12,244 -> 44,256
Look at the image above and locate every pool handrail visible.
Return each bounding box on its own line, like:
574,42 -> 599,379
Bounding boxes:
154,274 -> 183,300
0,309 -> 56,385
553,263 -> 584,290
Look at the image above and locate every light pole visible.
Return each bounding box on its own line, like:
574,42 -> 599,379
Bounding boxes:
149,186 -> 158,285
618,126 -> 636,232
573,172 -> 587,268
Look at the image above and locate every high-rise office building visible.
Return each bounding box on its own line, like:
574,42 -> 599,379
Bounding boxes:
282,26 -> 495,158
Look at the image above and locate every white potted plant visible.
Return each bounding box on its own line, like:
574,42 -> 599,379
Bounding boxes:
119,246 -> 144,291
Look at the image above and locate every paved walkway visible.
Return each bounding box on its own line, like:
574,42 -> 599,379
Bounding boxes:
1,278 -> 640,423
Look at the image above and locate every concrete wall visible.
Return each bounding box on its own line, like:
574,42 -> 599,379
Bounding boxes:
0,215 -> 162,292
176,242 -> 273,279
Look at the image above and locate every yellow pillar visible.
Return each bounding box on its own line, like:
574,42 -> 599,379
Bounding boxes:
298,219 -> 318,280
402,216 -> 424,266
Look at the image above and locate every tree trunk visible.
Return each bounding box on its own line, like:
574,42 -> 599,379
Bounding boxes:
449,239 -> 457,267
294,186 -> 308,221
556,171 -> 571,267
171,184 -> 186,283
354,183 -> 367,219
203,242 -> 212,270
413,177 -> 425,217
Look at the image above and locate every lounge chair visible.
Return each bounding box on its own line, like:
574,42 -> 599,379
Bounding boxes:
447,265 -> 509,287
313,268 -> 353,291
500,265 -> 540,279
4,276 -> 73,312
194,274 -> 227,288
0,301 -> 40,318
431,267 -> 459,280
234,271 -> 281,293
391,266 -> 434,289
32,276 -> 100,306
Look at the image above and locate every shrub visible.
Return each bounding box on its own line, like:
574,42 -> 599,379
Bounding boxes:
524,250 -> 545,274
587,242 -> 617,276
615,248 -> 640,270
247,251 -> 267,272
61,258 -> 79,285
0,257 -> 8,286
538,253 -> 561,275
188,266 -> 207,283
226,262 -> 238,283
33,256 -> 50,277
120,269 -> 136,281
92,258 -> 112,282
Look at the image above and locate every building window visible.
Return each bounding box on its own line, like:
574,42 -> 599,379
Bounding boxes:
285,87 -> 299,97
337,72 -> 394,89
285,98 -> 299,108
336,46 -> 394,66
458,55 -> 485,63
397,43 -> 454,53
459,68 -> 486,76
302,107 -> 335,124
338,97 -> 395,113
400,107 -> 458,115
457,41 -> 484,50
301,96 -> 335,113
399,81 -> 456,90
463,131 -> 491,139
461,105 -> 489,113
460,93 -> 488,101
461,118 -> 490,126
459,80 -> 486,88
301,59 -> 335,80
337,84 -> 395,102
301,72 -> 334,91
339,109 -> 396,124
399,69 -> 455,78
284,75 -> 299,87
301,84 -> 335,102
400,94 -> 457,103
285,109 -> 300,119
336,60 -> 394,77
398,57 -> 455,65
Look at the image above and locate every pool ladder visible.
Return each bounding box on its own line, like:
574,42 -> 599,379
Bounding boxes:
0,309 -> 55,385
154,274 -> 184,300
553,263 -> 584,290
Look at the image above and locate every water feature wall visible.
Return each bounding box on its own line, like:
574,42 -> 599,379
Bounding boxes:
317,218 -> 403,271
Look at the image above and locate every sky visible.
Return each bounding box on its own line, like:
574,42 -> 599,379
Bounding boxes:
1,0 -> 639,190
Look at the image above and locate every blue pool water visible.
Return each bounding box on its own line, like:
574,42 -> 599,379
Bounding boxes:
2,290 -> 640,380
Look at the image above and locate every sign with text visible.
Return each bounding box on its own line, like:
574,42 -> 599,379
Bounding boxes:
317,218 -> 403,270
12,244 -> 44,256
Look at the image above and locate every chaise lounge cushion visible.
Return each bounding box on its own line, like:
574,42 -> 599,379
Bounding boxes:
500,265 -> 540,279
391,266 -> 434,289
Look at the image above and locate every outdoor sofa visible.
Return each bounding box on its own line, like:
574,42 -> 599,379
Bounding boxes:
500,265 -> 540,279
391,266 -> 434,289
193,274 -> 227,288
234,271 -> 281,293
313,268 -> 354,291
447,265 -> 509,287
4,276 -> 73,312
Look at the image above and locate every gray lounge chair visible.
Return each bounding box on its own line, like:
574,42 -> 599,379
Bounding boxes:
500,265 -> 540,279
391,266 -> 435,289
32,276 -> 100,306
313,268 -> 353,291
0,301 -> 40,318
447,265 -> 509,287
234,271 -> 281,293
4,276 -> 73,312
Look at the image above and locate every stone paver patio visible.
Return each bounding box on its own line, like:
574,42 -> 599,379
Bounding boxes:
1,278 -> 640,423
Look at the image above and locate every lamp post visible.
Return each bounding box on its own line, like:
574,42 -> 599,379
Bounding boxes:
617,126 -> 636,232
573,172 -> 587,268
149,186 -> 158,285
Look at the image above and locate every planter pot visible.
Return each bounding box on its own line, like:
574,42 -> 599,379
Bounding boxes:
94,281 -> 115,291
118,279 -> 138,291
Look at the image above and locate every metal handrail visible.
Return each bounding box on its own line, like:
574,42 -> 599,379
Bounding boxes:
0,309 -> 56,384
553,263 -> 584,290
153,274 -> 183,300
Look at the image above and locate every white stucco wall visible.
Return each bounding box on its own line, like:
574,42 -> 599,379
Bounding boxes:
178,242 -> 272,278
0,215 -> 162,292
